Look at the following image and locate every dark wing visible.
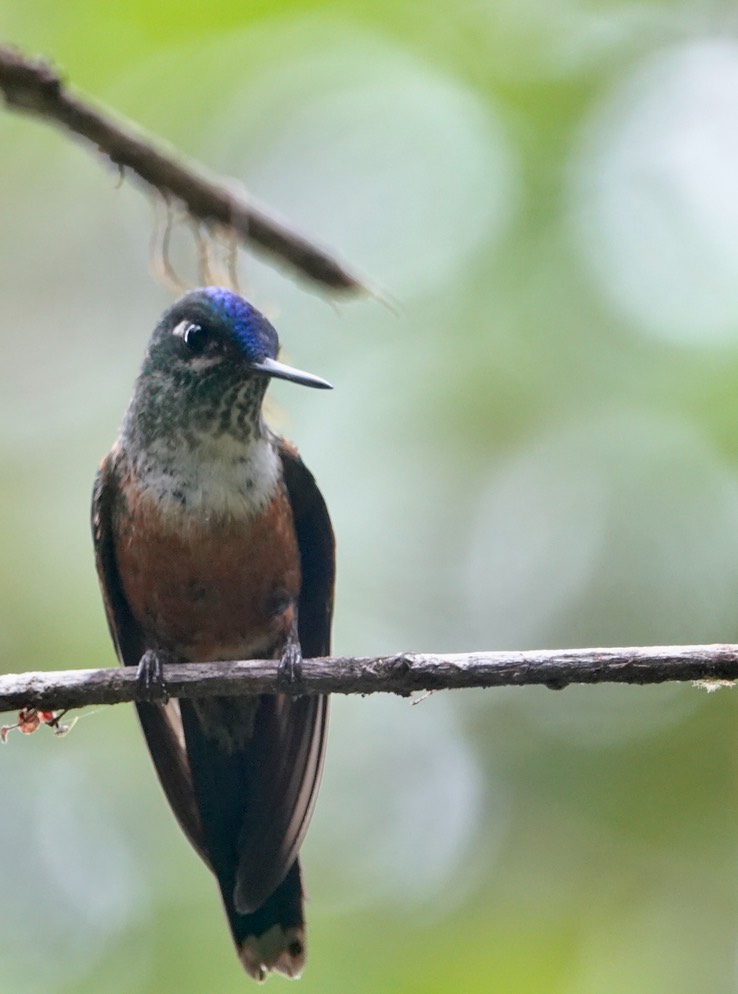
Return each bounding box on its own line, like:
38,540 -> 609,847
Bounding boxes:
91,453 -> 208,863
230,441 -> 335,913
278,439 -> 336,660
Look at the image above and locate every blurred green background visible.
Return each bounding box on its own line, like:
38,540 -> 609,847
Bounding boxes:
3,1 -> 738,992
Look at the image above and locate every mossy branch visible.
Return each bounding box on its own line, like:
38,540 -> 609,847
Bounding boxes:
0,44 -> 366,293
2,644 -> 738,714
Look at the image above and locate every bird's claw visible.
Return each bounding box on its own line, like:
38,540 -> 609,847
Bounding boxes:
278,639 -> 304,690
136,649 -> 171,704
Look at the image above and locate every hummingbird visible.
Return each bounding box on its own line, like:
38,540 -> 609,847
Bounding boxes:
91,287 -> 335,980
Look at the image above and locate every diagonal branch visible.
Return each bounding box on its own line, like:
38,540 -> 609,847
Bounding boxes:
0,44 -> 366,293
2,644 -> 738,714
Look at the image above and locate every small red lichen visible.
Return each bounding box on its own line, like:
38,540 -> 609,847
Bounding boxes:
1,708 -> 70,742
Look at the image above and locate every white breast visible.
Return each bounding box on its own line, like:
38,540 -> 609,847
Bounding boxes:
132,431 -> 281,521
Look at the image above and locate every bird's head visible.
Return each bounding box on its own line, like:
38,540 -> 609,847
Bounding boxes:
125,288 -> 331,447
146,287 -> 331,389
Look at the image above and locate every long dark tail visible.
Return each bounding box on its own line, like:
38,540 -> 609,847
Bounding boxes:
178,696 -> 319,980
223,859 -> 307,981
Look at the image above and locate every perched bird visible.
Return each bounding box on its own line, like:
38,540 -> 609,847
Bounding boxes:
92,287 -> 335,980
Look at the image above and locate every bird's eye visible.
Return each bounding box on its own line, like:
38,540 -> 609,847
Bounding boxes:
173,320 -> 210,355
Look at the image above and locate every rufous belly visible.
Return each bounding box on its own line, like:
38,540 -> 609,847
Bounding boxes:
114,481 -> 300,662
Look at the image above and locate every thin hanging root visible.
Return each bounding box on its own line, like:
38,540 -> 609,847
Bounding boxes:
149,193 -> 187,293
210,223 -> 243,294
192,218 -> 214,287
223,223 -> 241,294
193,223 -> 243,293
149,197 -> 249,294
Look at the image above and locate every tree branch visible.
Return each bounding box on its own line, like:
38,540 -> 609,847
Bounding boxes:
0,44 -> 366,293
2,644 -> 738,714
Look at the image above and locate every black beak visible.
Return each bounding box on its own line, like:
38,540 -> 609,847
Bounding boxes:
250,356 -> 332,390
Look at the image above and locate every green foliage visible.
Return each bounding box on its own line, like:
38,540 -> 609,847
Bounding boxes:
3,1 -> 738,991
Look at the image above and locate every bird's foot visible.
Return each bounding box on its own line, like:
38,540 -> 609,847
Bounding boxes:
136,649 -> 172,704
277,638 -> 304,690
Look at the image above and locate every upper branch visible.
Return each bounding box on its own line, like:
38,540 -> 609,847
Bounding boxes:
0,44 -> 366,293
2,644 -> 738,714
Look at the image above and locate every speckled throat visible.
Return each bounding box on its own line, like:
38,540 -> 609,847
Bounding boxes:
118,357 -> 280,520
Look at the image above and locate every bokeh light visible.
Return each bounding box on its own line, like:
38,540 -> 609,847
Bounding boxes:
572,39 -> 738,345
3,4 -> 738,993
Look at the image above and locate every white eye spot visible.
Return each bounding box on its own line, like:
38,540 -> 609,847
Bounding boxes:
172,320 -> 211,355
172,320 -> 198,341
